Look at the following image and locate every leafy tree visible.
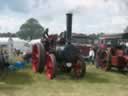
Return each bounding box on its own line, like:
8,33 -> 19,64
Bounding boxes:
16,18 -> 44,40
122,26 -> 128,39
124,26 -> 128,33
96,32 -> 104,39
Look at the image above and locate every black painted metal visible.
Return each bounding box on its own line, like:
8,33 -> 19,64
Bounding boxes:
66,13 -> 72,43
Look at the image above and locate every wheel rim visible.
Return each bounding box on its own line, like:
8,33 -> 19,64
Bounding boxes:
46,55 -> 54,80
32,44 -> 39,72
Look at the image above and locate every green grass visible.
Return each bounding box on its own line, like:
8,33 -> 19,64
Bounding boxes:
0,64 -> 128,96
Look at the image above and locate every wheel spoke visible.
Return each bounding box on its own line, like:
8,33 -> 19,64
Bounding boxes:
32,44 -> 39,72
72,57 -> 85,78
46,54 -> 55,80
75,61 -> 82,76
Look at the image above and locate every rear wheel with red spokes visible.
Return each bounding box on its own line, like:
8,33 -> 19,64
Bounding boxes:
32,43 -> 45,73
46,54 -> 56,80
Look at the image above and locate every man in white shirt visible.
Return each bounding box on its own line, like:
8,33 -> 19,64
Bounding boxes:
89,47 -> 95,64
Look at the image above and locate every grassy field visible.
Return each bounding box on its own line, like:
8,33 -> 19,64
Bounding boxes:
0,64 -> 128,96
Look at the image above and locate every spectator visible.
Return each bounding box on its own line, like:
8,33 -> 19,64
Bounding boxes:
89,47 -> 95,64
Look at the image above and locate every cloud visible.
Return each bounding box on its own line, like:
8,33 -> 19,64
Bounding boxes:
0,0 -> 128,34
0,7 -> 29,33
0,0 -> 32,13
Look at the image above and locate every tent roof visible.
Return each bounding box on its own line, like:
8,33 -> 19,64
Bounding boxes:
29,39 -> 41,45
0,37 -> 27,43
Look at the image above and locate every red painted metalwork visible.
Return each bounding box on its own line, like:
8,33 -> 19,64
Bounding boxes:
48,35 -> 58,41
74,61 -> 81,77
124,56 -> 128,62
111,49 -> 126,66
111,56 -> 118,66
32,44 -> 39,72
46,53 -> 55,80
75,45 -> 90,56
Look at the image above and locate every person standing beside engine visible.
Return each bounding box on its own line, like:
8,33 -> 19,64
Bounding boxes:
89,47 -> 95,64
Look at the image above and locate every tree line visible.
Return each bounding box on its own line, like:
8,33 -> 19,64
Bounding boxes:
0,32 -> 16,37
1,17 -> 127,40
15,18 -> 105,40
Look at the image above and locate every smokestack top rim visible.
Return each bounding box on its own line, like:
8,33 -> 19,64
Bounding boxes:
66,13 -> 72,15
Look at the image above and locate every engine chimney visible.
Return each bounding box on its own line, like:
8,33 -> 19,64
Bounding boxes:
66,13 -> 72,43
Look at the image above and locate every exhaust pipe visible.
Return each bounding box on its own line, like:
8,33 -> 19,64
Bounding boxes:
66,13 -> 73,43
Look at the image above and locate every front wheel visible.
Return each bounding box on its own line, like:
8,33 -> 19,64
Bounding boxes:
71,57 -> 86,78
46,54 -> 57,80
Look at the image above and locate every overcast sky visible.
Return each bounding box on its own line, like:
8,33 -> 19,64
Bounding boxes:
0,0 -> 128,34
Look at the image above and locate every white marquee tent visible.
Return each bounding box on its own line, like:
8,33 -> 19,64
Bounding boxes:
0,37 -> 31,53
29,39 -> 41,45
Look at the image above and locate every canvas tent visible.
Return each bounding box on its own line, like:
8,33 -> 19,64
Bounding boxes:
29,39 -> 41,45
0,37 -> 31,53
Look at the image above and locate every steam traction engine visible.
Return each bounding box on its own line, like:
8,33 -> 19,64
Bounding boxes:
32,13 -> 86,80
98,34 -> 128,71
